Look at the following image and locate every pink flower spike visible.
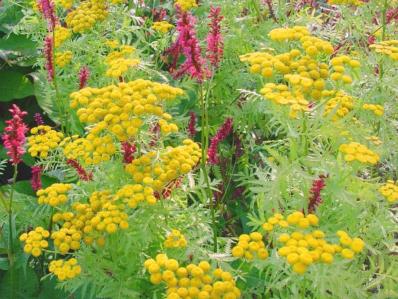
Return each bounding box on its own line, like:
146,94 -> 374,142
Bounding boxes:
66,159 -> 93,181
166,7 -> 208,82
79,66 -> 90,89
207,117 -> 233,165
2,105 -> 28,165
34,113 -> 44,125
44,36 -> 54,81
308,175 -> 327,213
31,166 -> 42,191
188,111 -> 196,138
206,6 -> 224,70
37,0 -> 57,31
122,142 -> 136,164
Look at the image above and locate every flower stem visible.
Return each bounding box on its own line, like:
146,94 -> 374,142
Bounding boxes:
380,0 -> 388,79
8,164 -> 18,299
199,84 -> 218,252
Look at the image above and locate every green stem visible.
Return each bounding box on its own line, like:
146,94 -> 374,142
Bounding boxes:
380,0 -> 388,79
8,164 -> 18,299
199,84 -> 218,252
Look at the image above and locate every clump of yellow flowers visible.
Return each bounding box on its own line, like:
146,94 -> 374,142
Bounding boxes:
378,180 -> 398,203
28,125 -> 64,158
116,183 -> 157,208
362,103 -> 384,116
370,40 -> 398,61
49,258 -> 81,281
152,21 -> 174,33
260,211 -> 365,274
231,232 -> 269,261
54,25 -> 71,48
330,55 -> 361,84
69,79 -> 184,142
51,227 -> 82,254
144,254 -> 241,298
19,227 -> 50,257
323,91 -> 355,120
164,229 -> 188,248
300,35 -> 334,56
366,136 -> 383,146
174,0 -> 198,11
105,45 -> 140,78
55,51 -> 73,67
339,142 -> 380,165
125,139 -> 201,192
268,26 -> 309,41
37,183 -> 72,206
65,0 -> 108,33
57,0 -> 73,9
328,0 -> 362,5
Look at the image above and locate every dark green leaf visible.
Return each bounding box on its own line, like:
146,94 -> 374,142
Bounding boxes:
0,34 -> 37,56
0,70 -> 34,102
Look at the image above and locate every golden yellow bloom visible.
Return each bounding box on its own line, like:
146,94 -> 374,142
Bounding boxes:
54,25 -> 71,48
370,40 -> 398,61
379,180 -> 398,203
152,21 -> 174,33
20,227 -> 50,257
49,258 -> 81,281
37,183 -> 72,206
28,125 -> 64,158
65,0 -> 108,33
164,229 -> 187,248
362,103 -> 384,116
174,0 -> 197,11
55,51 -> 73,67
339,142 -> 380,165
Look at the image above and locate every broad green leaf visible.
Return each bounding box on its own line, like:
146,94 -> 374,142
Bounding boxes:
0,34 -> 37,56
0,70 -> 34,102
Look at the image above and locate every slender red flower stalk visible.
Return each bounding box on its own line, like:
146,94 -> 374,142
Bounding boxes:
208,117 -> 233,165
308,175 -> 327,213
44,36 -> 54,81
122,141 -> 136,163
79,66 -> 90,89
2,105 -> 28,165
34,113 -> 44,125
31,166 -> 42,191
166,7 -> 207,82
206,6 -> 224,70
37,0 -> 57,31
188,111 -> 196,138
66,159 -> 93,181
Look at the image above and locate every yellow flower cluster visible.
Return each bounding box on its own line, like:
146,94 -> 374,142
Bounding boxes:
37,183 -> 72,206
362,103 -> 384,116
370,40 -> 398,61
261,212 -> 289,231
323,91 -> 355,120
231,232 -> 269,261
268,26 -> 309,41
63,135 -> 116,165
366,136 -> 382,146
164,229 -> 188,248
174,0 -> 198,11
336,231 -> 365,258
378,180 -> 398,203
51,227 -> 82,254
54,25 -> 71,48
116,183 -> 157,208
339,142 -> 380,164
53,190 -> 129,248
28,125 -> 64,158
49,258 -> 81,281
260,83 -> 309,118
69,79 -> 184,142
105,39 -> 119,49
105,45 -> 140,78
55,51 -> 73,67
65,0 -> 108,33
152,21 -> 174,33
57,0 -> 73,9
278,229 -> 340,274
19,227 -> 50,257
328,0 -> 362,5
329,55 -> 360,84
125,139 -> 201,192
300,35 -> 334,56
144,254 -> 241,298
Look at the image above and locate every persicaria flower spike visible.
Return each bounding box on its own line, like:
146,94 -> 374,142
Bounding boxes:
308,175 -> 327,213
208,117 -> 233,164
79,66 -> 90,89
34,113 -> 44,125
206,6 -> 224,69
122,141 -> 136,164
37,0 -> 57,31
44,36 -> 54,81
166,7 -> 207,81
31,166 -> 42,191
188,111 -> 196,138
66,159 -> 93,181
2,104 -> 28,165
